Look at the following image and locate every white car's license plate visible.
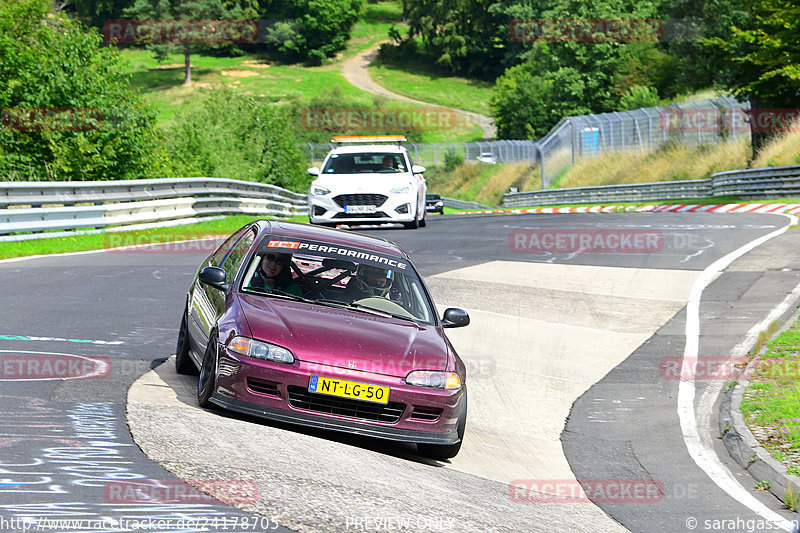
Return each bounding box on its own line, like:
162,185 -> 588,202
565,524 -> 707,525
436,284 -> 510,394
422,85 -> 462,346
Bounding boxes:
344,205 -> 377,214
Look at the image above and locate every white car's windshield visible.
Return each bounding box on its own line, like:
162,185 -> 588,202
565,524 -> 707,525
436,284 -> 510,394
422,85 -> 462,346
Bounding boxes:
240,236 -> 435,324
321,153 -> 406,174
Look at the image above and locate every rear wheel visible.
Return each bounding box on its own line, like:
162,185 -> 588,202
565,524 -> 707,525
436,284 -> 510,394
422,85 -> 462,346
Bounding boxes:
417,391 -> 467,460
175,310 -> 197,375
197,335 -> 218,409
419,210 -> 427,228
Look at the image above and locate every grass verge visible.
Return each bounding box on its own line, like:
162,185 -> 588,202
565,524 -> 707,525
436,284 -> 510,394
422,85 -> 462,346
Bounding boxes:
0,215 -> 308,261
740,310 -> 800,478
368,59 -> 494,117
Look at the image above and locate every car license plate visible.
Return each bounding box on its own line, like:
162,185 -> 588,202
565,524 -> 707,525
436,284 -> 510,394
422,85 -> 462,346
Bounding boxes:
308,375 -> 389,404
344,205 -> 377,214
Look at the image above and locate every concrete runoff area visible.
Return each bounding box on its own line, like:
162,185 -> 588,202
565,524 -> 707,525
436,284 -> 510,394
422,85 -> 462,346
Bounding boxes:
127,261 -> 703,532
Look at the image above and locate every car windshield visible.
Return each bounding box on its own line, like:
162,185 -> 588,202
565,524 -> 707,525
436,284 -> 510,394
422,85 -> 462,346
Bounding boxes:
426,194 -> 440,200
321,152 -> 406,174
239,236 -> 436,324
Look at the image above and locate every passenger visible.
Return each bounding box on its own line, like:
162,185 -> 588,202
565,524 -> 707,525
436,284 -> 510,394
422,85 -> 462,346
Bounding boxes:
250,253 -> 303,297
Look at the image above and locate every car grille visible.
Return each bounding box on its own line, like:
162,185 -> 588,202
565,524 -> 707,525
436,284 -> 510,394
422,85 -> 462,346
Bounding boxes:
332,211 -> 389,219
247,378 -> 280,397
333,194 -> 388,208
287,386 -> 405,423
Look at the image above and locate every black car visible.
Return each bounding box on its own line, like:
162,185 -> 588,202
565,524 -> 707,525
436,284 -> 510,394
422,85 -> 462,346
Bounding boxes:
425,194 -> 444,214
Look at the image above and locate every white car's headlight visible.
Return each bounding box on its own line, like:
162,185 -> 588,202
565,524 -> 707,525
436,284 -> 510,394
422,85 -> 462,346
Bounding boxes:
391,185 -> 411,194
312,186 -> 331,196
405,370 -> 461,389
228,337 -> 294,364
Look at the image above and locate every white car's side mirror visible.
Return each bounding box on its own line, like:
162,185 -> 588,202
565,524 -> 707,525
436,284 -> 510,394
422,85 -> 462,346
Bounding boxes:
411,165 -> 426,174
307,167 -> 320,176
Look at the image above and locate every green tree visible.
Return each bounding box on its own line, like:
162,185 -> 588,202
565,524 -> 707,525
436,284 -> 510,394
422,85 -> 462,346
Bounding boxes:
123,0 -> 247,84
166,89 -> 309,191
262,0 -> 362,64
0,0 -> 165,181
490,62 -> 590,139
707,0 -> 800,151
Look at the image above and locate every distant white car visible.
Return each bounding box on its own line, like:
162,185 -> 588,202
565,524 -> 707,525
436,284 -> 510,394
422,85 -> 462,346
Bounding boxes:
308,136 -> 428,229
477,152 -> 497,164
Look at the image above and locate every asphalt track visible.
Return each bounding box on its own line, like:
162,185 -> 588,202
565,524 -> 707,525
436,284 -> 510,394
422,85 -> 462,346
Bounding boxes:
1,212 -> 800,533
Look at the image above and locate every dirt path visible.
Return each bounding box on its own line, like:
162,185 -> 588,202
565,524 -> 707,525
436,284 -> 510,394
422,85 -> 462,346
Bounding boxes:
341,44 -> 496,140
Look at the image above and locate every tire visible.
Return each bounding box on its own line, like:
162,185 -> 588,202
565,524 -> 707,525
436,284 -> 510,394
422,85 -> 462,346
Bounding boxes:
417,391 -> 467,460
175,310 -> 197,375
403,210 -> 420,229
419,210 -> 427,228
197,335 -> 218,409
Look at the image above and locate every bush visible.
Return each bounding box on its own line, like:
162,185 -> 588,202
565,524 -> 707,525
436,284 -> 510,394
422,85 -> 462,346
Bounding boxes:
165,89 -> 309,192
444,150 -> 464,171
619,86 -> 661,111
0,0 -> 165,180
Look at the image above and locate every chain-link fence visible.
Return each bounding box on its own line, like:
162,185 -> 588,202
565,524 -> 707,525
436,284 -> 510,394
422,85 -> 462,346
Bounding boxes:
298,140 -> 539,168
536,96 -> 750,188
298,96 -> 751,189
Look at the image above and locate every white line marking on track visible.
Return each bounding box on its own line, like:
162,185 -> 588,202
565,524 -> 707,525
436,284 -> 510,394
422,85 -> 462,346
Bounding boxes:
678,213 -> 798,531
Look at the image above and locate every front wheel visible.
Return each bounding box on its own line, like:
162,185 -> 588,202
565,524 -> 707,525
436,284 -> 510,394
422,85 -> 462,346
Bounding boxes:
197,335 -> 218,409
417,391 -> 467,460
403,211 -> 420,229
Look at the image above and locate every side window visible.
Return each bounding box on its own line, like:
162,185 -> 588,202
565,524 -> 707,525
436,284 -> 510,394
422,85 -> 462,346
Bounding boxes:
210,226 -> 250,267
221,230 -> 255,283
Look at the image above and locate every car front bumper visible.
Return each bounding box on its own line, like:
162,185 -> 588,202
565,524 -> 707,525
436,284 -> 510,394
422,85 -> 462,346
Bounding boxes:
211,350 -> 465,445
308,194 -> 419,225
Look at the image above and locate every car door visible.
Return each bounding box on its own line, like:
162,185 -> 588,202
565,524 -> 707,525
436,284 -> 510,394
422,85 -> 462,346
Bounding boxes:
188,226 -> 255,358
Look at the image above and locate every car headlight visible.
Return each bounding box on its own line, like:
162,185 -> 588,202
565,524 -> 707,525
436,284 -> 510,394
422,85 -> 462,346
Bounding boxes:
436,201 -> 443,207
391,185 -> 411,194
312,186 -> 330,196
228,337 -> 294,364
405,370 -> 461,390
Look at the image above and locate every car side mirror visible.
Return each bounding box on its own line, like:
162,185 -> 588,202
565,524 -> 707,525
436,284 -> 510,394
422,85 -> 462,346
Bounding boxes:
442,308 -> 469,328
199,266 -> 229,292
307,167 -> 320,176
412,165 -> 426,174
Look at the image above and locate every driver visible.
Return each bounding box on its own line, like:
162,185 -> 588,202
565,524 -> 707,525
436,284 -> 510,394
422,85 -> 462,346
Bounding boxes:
342,264 -> 392,301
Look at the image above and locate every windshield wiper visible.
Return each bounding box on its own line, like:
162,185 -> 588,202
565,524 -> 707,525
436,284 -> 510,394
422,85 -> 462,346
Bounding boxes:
244,287 -> 310,302
311,298 -> 395,317
312,299 -> 419,322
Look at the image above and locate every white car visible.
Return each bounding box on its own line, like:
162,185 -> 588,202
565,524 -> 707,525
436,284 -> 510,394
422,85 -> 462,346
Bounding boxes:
477,152 -> 497,164
307,136 -> 428,229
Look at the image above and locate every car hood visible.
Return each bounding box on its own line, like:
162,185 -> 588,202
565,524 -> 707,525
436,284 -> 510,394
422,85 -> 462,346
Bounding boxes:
238,294 -> 449,377
313,174 -> 415,193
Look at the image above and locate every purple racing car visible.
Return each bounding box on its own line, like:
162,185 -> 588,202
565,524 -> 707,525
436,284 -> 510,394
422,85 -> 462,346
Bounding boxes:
176,220 -> 470,459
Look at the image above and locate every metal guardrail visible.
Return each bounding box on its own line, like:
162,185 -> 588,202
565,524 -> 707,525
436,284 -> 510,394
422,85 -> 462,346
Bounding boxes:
441,197 -> 490,210
502,165 -> 800,207
0,178 -> 307,240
